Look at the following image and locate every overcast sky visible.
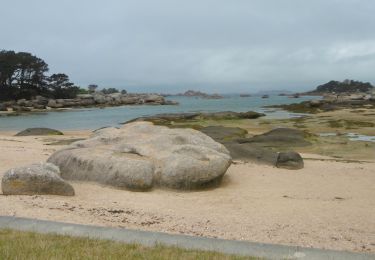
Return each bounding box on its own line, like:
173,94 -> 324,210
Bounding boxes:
1,0 -> 375,93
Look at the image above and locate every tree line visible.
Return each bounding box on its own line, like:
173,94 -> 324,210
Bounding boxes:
0,50 -> 80,101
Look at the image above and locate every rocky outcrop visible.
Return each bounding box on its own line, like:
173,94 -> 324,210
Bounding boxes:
1,163 -> 75,196
48,122 -> 231,191
15,128 -> 63,136
0,93 -> 178,113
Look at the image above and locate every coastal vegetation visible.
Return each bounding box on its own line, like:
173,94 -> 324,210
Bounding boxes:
0,50 -> 81,101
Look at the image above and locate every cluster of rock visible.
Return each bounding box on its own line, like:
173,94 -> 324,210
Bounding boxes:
2,122 -> 232,195
0,93 -> 178,112
176,90 -> 224,99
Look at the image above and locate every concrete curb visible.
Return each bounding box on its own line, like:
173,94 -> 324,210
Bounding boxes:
0,216 -> 373,260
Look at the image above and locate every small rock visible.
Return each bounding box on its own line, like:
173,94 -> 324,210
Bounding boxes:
1,163 -> 75,196
276,152 -> 304,170
15,128 -> 63,136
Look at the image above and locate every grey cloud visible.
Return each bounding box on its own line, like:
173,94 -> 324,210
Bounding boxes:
1,0 -> 374,93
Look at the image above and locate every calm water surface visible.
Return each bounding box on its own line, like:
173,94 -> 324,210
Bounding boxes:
0,95 -> 317,131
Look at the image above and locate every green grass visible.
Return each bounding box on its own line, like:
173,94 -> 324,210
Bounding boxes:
0,229 -> 258,260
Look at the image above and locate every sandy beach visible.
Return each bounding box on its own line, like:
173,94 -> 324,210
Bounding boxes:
0,130 -> 374,253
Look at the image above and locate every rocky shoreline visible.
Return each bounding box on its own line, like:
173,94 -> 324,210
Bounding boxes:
0,92 -> 178,113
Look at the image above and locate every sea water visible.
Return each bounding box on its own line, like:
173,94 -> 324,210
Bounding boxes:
0,95 -> 317,131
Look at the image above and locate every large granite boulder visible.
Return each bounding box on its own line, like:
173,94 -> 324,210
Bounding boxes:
48,122 -> 231,191
2,163 -> 74,196
15,128 -> 63,136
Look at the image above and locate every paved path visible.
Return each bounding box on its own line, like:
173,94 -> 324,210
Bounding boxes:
0,216 -> 373,260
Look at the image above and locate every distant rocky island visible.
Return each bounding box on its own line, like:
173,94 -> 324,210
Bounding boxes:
176,90 -> 224,99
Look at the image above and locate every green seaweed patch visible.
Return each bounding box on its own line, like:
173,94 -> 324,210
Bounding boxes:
326,119 -> 375,129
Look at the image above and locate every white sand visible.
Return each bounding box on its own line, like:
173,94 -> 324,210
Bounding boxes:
0,131 -> 374,253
